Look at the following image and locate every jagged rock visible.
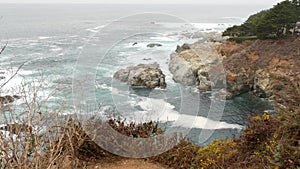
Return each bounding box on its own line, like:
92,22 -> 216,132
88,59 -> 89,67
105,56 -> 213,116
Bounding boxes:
225,72 -> 254,99
197,69 -> 213,91
0,95 -> 20,104
169,43 -> 220,92
213,89 -> 233,100
175,43 -> 191,53
147,43 -> 162,48
253,69 -> 271,98
114,63 -> 166,89
169,52 -> 197,86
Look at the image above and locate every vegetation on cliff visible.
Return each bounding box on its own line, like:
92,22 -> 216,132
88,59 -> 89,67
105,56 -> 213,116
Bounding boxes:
223,0 -> 300,39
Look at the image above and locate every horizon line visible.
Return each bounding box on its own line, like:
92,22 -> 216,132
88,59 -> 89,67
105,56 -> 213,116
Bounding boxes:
0,2 -> 275,5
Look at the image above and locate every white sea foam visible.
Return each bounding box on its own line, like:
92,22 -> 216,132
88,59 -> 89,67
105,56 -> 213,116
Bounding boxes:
38,36 -> 51,40
120,97 -> 243,130
149,36 -> 174,42
96,83 -> 112,91
50,47 -> 63,52
85,25 -> 106,33
86,28 -> 98,33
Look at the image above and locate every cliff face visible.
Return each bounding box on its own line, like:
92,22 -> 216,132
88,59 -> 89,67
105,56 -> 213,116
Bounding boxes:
170,37 -> 300,106
219,37 -> 300,106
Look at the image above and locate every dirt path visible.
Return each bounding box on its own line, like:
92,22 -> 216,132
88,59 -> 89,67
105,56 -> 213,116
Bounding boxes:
89,159 -> 167,169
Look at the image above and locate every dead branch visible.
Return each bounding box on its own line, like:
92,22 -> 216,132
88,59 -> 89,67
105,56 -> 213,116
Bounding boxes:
0,62 -> 26,89
0,41 -> 8,55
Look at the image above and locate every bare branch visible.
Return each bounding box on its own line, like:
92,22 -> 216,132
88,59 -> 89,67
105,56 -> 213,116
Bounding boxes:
0,41 -> 8,55
0,62 -> 26,89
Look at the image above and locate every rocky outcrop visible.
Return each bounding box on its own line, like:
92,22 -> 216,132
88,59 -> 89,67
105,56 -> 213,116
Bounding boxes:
147,43 -> 162,48
175,43 -> 191,53
253,69 -> 272,98
170,37 -> 300,100
220,37 -> 300,100
225,70 -> 254,99
114,63 -> 166,89
0,95 -> 20,104
169,42 -> 223,92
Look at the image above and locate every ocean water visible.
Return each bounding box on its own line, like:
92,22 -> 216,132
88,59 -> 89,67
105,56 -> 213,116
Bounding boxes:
0,4 -> 274,146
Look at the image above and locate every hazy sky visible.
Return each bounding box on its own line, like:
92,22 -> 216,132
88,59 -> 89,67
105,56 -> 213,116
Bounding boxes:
0,0 -> 283,6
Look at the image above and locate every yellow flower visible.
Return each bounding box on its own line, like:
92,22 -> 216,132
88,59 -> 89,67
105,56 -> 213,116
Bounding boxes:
263,113 -> 270,121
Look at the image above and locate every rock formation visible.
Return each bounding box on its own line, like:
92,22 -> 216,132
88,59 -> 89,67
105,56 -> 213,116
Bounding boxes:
169,37 -> 300,100
220,37 -> 300,100
169,42 -> 223,92
114,63 -> 166,89
175,43 -> 191,53
147,43 -> 162,48
0,95 -> 20,104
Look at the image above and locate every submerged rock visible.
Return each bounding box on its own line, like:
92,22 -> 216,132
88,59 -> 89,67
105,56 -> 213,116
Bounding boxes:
114,63 -> 166,89
147,43 -> 162,48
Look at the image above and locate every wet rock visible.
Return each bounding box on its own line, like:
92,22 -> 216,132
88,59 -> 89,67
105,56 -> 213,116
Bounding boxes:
147,43 -> 162,48
114,63 -> 166,89
0,95 -> 20,104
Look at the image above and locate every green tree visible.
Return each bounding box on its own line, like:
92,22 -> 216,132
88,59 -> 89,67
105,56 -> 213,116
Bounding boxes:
256,0 -> 298,39
223,0 -> 300,39
222,10 -> 267,37
242,10 -> 268,35
292,0 -> 300,17
292,0 -> 300,6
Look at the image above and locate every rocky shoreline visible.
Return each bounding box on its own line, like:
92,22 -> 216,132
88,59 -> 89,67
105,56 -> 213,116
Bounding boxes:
172,37 -> 299,102
114,36 -> 299,104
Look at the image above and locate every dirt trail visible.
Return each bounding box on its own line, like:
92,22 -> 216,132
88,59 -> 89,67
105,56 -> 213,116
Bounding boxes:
88,159 -> 167,169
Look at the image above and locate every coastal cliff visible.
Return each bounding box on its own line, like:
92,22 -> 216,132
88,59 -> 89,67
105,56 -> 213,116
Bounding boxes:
170,37 -> 300,103
219,37 -> 300,104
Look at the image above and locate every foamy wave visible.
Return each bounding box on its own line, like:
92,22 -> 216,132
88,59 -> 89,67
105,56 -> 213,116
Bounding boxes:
191,23 -> 230,32
121,97 -> 242,130
38,36 -> 52,40
149,36 -> 174,42
86,28 -> 98,33
86,25 -> 106,33
96,84 -> 112,91
50,47 -> 63,52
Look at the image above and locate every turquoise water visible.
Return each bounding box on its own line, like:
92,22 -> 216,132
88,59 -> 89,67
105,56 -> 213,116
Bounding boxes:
0,4 -> 274,145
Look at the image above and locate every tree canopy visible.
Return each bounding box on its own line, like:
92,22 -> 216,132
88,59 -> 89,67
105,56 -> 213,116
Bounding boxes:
223,0 -> 300,39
